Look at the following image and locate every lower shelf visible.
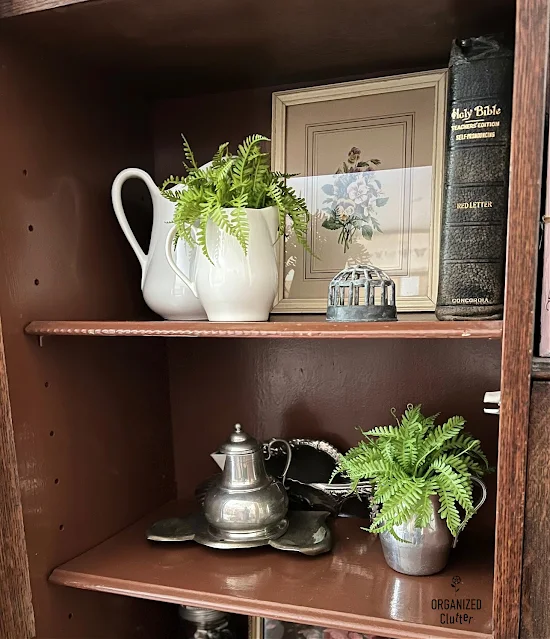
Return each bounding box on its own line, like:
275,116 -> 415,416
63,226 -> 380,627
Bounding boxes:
49,502 -> 493,639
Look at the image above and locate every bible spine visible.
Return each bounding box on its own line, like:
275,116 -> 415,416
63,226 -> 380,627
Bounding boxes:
435,36 -> 513,321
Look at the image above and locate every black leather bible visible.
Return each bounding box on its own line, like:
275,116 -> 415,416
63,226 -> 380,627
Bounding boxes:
435,36 -> 513,320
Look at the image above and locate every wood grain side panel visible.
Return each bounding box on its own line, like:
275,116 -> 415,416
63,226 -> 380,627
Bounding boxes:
0,314 -> 34,639
521,382 -> 550,638
0,37 -> 175,638
495,0 -> 550,637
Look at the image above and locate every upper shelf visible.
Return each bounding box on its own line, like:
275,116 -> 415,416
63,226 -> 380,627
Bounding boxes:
0,0 -> 516,94
25,317 -> 503,339
50,501 -> 493,639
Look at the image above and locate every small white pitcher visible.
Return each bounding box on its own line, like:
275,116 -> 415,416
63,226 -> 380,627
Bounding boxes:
165,206 -> 279,322
112,168 -> 207,320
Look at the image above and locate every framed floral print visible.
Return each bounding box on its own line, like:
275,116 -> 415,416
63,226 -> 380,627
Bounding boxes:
271,70 -> 447,312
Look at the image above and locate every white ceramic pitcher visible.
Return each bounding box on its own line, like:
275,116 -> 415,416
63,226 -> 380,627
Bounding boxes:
111,168 -> 207,320
165,207 -> 279,322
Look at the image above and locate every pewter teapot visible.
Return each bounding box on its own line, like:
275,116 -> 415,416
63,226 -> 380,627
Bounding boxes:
203,424 -> 292,544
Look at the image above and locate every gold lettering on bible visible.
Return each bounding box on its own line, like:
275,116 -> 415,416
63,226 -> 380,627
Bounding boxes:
451,105 -> 502,120
456,201 -> 493,209
451,104 -> 501,140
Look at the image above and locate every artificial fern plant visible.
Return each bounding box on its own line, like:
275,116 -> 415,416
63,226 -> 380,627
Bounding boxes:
161,134 -> 310,260
335,404 -> 490,539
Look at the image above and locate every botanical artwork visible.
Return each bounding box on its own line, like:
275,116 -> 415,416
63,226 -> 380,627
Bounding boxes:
272,75 -> 446,312
321,147 -> 389,252
263,619 -> 393,639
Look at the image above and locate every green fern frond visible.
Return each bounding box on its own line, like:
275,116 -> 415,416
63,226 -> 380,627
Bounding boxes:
196,209 -> 210,262
436,479 -> 462,537
181,135 -> 198,170
230,201 -> 250,254
233,134 -> 268,187
366,425 -> 401,438
379,438 -> 395,464
415,491 -> 436,528
162,175 -> 186,191
212,142 -> 230,167
415,415 -> 465,473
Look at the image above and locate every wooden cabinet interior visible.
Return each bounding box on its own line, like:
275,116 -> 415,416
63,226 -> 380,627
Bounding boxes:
0,0 -> 547,638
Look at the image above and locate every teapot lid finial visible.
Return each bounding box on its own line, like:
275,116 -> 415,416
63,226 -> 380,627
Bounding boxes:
220,423 -> 260,454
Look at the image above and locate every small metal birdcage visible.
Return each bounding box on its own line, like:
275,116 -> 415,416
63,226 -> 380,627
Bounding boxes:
327,264 -> 397,322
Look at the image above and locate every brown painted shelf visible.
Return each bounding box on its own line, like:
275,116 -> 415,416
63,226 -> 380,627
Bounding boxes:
25,317 -> 503,340
50,502 -> 493,639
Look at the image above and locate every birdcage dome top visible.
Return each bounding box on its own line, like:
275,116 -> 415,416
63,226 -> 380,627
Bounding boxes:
327,263 -> 397,322
331,264 -> 393,285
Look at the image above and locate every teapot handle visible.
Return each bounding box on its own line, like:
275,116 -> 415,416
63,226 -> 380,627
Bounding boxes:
165,225 -> 199,298
266,439 -> 293,487
111,168 -> 159,271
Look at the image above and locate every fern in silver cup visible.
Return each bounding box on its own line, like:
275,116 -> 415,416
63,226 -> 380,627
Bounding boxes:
335,404 -> 490,575
161,134 -> 310,261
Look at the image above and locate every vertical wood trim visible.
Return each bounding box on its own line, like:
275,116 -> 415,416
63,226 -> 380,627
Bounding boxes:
520,382 -> 550,638
0,315 -> 34,639
494,1 -> 550,637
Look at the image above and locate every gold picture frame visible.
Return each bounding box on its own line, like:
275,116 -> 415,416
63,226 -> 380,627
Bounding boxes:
271,70 -> 447,313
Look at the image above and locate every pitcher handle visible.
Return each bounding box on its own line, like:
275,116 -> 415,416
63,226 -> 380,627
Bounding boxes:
165,225 -> 198,298
266,439 -> 293,487
470,476 -> 488,512
111,168 -> 159,271
453,476 -> 487,547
